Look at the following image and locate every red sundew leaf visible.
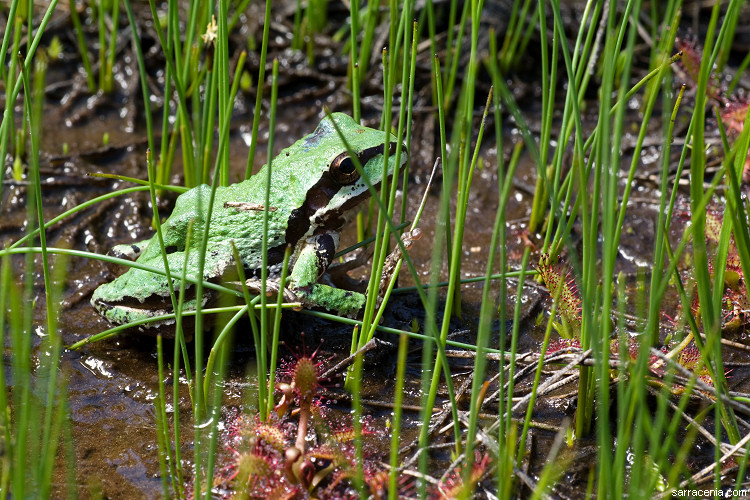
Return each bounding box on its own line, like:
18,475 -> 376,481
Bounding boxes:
725,253 -> 744,291
676,342 -> 702,370
609,336 -> 643,362
721,286 -> 750,333
676,35 -> 724,104
306,444 -> 342,461
292,356 -> 320,403
704,209 -> 724,244
547,338 -> 582,354
689,288 -> 701,319
249,421 -> 288,453
673,341 -> 716,388
537,253 -> 582,336
276,346 -> 336,412
676,36 -> 702,86
207,346 -> 416,499
365,470 -> 390,499
436,453 -> 491,499
720,98 -> 750,136
703,207 -> 742,278
699,206 -> 750,326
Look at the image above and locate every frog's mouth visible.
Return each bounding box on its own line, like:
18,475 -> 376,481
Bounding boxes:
92,288 -> 209,326
98,301 -> 173,319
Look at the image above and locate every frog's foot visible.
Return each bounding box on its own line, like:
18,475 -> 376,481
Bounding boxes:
326,245 -> 374,293
328,249 -> 372,293
243,278 -> 301,305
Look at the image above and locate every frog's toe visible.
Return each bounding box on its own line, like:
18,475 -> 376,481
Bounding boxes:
244,278 -> 298,302
108,240 -> 149,261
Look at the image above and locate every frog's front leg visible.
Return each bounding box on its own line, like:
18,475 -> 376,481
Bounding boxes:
289,235 -> 366,317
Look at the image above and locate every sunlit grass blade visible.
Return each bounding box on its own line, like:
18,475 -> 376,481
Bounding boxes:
244,0 -> 272,180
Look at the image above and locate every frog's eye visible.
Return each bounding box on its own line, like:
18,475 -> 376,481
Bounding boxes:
330,153 -> 360,185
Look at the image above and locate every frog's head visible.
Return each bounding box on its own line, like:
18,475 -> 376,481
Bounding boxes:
292,112 -> 408,232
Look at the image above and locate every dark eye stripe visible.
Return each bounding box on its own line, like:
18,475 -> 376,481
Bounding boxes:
312,179 -> 385,233
358,142 -> 398,165
283,142 -> 398,245
284,174 -> 339,245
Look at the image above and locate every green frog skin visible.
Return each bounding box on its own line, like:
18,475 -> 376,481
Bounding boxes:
91,113 -> 406,327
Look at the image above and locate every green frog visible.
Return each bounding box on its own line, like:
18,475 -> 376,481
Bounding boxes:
91,113 -> 406,327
